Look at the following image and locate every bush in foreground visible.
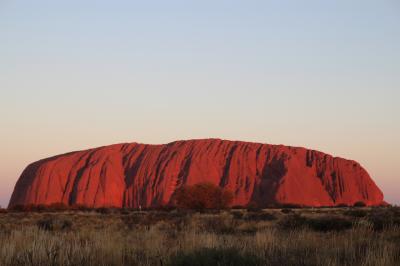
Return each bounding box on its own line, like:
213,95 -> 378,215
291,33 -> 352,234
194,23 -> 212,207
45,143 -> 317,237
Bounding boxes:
168,247 -> 261,266
367,208 -> 400,231
353,201 -> 366,207
245,212 -> 277,221
344,209 -> 368,218
173,182 -> 233,210
37,218 -> 73,231
279,214 -> 353,232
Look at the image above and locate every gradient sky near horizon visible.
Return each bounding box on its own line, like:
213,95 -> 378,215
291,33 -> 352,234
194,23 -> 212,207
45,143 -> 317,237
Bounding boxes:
0,0 -> 399,207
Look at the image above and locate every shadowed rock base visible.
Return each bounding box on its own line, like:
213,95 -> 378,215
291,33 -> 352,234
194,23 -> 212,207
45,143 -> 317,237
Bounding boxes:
9,139 -> 384,208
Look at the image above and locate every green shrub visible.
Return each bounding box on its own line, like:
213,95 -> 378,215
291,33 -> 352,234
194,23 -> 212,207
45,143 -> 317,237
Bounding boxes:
168,248 -> 261,266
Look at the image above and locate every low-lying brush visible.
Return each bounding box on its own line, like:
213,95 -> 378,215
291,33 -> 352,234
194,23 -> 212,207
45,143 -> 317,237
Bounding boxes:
0,207 -> 398,266
37,217 -> 73,231
279,214 -> 353,232
201,214 -> 237,234
245,211 -> 277,221
367,212 -> 400,231
344,209 -> 368,218
169,248 -> 261,266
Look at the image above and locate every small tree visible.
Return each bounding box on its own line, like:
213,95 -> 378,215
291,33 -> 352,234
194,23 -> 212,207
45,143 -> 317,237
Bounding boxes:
174,182 -> 233,210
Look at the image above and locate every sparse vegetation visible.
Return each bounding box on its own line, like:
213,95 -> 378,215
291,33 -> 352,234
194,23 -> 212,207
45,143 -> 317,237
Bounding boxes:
169,247 -> 261,266
37,217 -> 73,231
245,211 -> 277,221
344,209 -> 368,218
0,207 -> 399,265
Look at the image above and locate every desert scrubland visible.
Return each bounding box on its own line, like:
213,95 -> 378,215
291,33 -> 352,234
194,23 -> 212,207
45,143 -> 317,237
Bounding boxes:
0,206 -> 399,266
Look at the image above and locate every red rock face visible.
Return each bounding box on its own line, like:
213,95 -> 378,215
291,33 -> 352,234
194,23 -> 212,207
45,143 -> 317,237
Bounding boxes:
9,139 -> 384,208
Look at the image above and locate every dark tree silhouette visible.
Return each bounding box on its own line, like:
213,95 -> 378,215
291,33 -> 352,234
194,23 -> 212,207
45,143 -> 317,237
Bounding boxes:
173,182 -> 233,210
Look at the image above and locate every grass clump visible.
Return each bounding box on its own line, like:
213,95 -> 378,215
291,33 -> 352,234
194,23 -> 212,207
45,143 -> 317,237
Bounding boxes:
37,217 -> 73,231
344,209 -> 368,218
168,248 -> 261,266
245,212 -> 277,221
279,214 -> 353,232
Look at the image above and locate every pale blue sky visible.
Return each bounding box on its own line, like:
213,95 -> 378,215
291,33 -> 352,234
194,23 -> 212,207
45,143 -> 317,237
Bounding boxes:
0,0 -> 399,206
